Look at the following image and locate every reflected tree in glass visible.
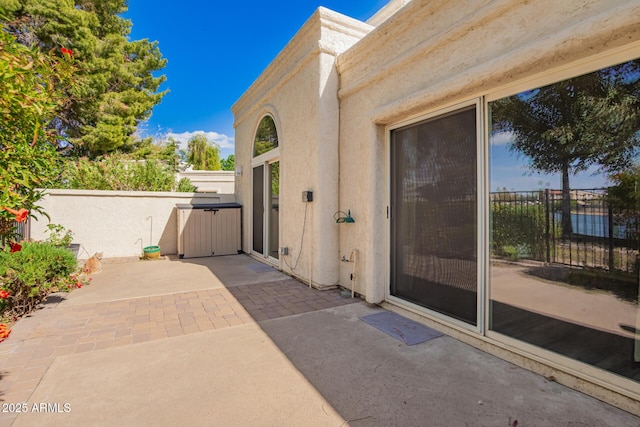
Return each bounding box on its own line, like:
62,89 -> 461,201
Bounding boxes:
489,58 -> 640,381
253,116 -> 279,156
491,59 -> 640,238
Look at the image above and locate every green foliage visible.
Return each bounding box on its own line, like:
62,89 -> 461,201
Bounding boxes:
45,224 -> 74,246
2,0 -> 168,157
221,154 -> 235,171
253,116 -> 278,156
607,167 -> 640,241
0,242 -> 77,318
491,202 -> 550,260
124,138 -> 184,172
176,177 -> 197,192
608,166 -> 640,212
59,153 -> 194,192
500,244 -> 531,261
491,59 -> 640,237
127,159 -> 176,191
270,161 -> 280,196
0,15 -> 73,239
491,60 -> 640,177
187,134 -> 221,170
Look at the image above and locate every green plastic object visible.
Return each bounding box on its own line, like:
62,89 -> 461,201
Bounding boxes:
143,245 -> 160,259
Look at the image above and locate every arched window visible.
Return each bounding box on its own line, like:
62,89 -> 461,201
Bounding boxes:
253,115 -> 279,157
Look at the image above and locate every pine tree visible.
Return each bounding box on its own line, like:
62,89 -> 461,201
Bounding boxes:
2,0 -> 167,157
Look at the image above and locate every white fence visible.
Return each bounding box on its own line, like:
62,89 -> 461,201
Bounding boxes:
30,189 -> 236,259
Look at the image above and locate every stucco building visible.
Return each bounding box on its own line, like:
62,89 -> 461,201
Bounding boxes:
233,0 -> 640,414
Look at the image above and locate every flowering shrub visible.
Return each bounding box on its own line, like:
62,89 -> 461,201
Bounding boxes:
1,207 -> 28,223
0,18 -> 74,243
0,206 -> 30,243
66,273 -> 91,290
0,241 -> 79,319
0,323 -> 10,343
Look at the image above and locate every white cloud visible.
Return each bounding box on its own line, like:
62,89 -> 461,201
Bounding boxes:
165,131 -> 235,152
490,131 -> 513,146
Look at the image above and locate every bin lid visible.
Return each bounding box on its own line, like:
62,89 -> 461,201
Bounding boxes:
176,202 -> 242,209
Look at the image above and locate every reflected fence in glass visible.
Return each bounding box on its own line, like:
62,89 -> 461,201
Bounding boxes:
491,189 -> 638,273
488,57 -> 640,384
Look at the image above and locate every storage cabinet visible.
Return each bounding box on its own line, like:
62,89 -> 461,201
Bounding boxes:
176,203 -> 242,258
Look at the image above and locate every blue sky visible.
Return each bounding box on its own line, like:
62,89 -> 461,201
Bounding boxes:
489,132 -> 611,191
124,1 -> 388,158
123,1 -> 624,192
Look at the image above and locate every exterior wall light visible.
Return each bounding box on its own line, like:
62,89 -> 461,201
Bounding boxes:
334,210 -> 355,223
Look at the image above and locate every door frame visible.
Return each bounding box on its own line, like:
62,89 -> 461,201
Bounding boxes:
384,98 -> 486,334
251,151 -> 281,265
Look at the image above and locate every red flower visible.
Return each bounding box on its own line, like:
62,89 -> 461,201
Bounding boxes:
1,207 -> 28,223
0,323 -> 10,342
0,290 -> 10,299
61,47 -> 73,57
9,242 -> 21,253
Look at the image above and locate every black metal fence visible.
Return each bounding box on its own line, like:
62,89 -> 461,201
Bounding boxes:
0,219 -> 31,247
491,189 -> 639,273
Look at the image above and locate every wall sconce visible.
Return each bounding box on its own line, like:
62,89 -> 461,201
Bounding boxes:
235,166 -> 243,177
334,210 -> 355,223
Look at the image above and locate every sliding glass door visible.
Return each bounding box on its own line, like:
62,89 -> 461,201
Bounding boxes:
390,104 -> 478,326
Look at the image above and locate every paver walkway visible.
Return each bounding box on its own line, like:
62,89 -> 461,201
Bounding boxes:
0,257 -> 356,426
1,255 -> 639,426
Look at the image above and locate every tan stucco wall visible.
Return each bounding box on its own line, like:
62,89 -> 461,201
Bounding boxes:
230,0 -> 640,413
232,8 -> 371,288
31,190 -> 234,259
230,0 -> 640,412
336,0 -> 640,303
177,170 -> 235,194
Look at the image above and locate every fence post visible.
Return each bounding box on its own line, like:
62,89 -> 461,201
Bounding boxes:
608,204 -> 615,271
544,189 -> 550,264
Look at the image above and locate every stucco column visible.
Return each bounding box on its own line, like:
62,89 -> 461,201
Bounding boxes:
364,124 -> 387,304
311,53 -> 341,288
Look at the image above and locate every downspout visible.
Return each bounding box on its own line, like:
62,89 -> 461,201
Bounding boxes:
336,50 -> 359,298
336,56 -> 346,293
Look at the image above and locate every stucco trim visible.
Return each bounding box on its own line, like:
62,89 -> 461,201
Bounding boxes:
366,2 -> 640,126
37,189 -> 234,199
337,0 -> 640,107
336,0 -> 472,79
232,7 -> 371,126
366,0 -> 411,27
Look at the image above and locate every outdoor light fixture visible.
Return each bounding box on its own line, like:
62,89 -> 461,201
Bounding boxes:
334,210 -> 355,223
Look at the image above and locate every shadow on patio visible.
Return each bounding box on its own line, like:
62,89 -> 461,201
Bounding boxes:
1,254 -> 638,426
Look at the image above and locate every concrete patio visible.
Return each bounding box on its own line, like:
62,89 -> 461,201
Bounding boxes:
0,254 -> 639,426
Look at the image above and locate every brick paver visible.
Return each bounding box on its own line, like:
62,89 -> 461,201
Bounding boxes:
0,276 -> 357,425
